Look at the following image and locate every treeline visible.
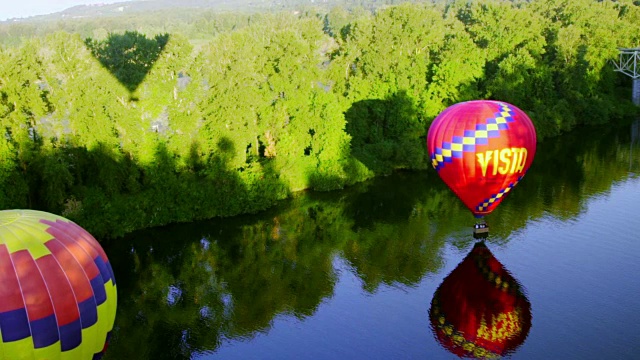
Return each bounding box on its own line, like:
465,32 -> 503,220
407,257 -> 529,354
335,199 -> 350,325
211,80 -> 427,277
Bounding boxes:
0,0 -> 639,238
0,0 -> 430,47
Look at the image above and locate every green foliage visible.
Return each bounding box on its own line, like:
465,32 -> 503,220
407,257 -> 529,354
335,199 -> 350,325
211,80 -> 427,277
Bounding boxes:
0,0 -> 637,238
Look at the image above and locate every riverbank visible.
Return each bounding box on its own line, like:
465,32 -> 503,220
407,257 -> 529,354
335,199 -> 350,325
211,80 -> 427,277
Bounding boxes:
0,1 -> 638,239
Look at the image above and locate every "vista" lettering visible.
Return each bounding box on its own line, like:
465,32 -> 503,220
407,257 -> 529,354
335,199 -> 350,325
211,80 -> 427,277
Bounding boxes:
476,148 -> 528,177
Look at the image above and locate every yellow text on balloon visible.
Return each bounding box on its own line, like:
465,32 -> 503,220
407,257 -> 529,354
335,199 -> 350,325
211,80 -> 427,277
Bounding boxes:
476,309 -> 523,343
476,148 -> 528,177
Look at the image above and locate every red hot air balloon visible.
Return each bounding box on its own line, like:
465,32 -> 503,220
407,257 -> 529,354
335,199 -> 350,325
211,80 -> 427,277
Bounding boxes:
429,242 -> 531,358
427,101 -> 536,222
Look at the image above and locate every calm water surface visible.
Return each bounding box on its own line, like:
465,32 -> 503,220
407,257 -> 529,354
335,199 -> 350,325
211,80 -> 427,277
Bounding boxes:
103,121 -> 640,359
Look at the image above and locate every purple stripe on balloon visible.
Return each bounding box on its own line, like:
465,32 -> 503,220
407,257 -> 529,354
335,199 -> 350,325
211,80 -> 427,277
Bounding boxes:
0,308 -> 30,341
94,256 -> 112,284
106,262 -> 116,285
59,317 -> 82,351
78,296 -> 98,329
90,276 -> 107,305
31,314 -> 59,348
476,137 -> 488,145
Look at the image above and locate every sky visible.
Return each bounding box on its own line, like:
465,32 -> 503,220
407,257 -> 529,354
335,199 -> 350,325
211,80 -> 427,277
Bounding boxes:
0,1 -> 120,21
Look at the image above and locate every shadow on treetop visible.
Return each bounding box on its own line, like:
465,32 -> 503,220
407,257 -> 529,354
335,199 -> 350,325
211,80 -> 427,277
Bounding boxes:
84,31 -> 169,95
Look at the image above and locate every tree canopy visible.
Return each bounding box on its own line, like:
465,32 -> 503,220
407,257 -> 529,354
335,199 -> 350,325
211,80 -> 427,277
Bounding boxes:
0,0 -> 638,238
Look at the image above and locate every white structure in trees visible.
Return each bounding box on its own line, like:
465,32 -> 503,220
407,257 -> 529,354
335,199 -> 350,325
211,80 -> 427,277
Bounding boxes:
614,48 -> 640,106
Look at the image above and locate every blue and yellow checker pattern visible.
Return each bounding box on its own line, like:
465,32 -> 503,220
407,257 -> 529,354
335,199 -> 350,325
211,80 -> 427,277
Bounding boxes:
475,176 -> 523,213
431,103 -> 516,171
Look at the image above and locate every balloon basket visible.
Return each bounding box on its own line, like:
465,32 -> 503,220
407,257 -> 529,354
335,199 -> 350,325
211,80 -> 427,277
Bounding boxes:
473,221 -> 489,239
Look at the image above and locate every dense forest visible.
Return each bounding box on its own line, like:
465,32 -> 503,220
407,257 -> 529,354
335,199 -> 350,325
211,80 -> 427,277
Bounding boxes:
0,0 -> 639,238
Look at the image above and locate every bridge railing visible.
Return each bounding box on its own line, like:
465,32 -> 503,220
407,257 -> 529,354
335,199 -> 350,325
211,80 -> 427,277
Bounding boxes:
614,48 -> 640,80
614,48 -> 640,106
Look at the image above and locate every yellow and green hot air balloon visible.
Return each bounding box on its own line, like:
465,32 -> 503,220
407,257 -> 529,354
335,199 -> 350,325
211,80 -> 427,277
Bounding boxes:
0,210 -> 117,360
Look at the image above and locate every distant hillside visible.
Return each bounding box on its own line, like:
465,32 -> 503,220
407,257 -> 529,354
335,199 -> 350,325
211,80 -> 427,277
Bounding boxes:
0,0 -> 428,47
2,0 -> 336,23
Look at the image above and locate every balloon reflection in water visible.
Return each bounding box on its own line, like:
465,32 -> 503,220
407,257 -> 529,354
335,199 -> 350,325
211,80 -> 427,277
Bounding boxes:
429,242 -> 531,358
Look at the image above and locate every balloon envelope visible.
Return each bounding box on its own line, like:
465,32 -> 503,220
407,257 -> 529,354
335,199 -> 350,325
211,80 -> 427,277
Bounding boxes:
427,100 -> 536,217
0,210 -> 117,360
429,242 -> 531,358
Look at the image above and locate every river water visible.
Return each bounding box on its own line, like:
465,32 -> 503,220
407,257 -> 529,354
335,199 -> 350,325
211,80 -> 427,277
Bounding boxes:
103,120 -> 640,359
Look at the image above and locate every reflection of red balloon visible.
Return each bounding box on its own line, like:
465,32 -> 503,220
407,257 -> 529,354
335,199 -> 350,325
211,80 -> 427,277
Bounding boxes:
427,100 -> 536,217
429,242 -> 531,358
